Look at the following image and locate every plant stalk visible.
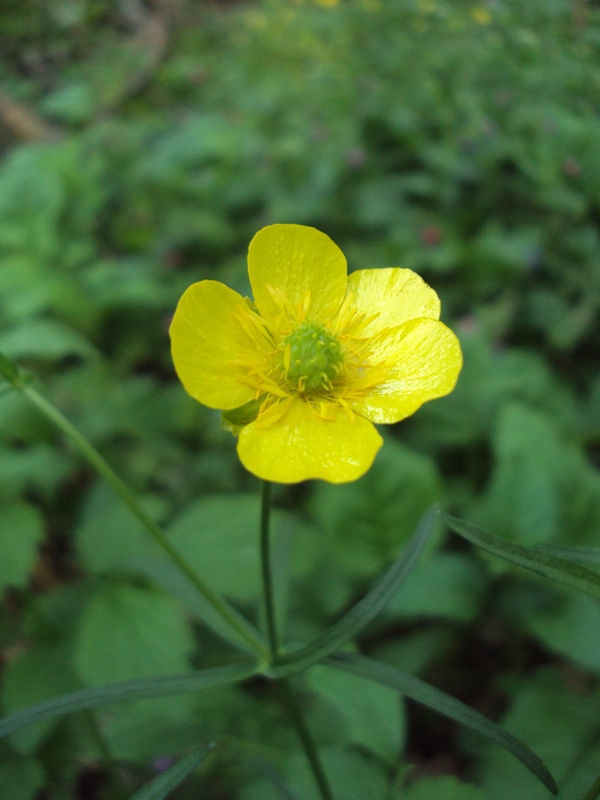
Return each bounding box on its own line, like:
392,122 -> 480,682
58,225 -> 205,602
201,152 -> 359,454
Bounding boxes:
259,480 -> 335,800
278,678 -> 335,800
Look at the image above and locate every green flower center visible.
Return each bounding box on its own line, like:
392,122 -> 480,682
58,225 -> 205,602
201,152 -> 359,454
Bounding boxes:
283,321 -> 344,392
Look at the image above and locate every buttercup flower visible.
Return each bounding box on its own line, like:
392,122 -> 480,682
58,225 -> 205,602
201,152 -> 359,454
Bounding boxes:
170,224 -> 462,483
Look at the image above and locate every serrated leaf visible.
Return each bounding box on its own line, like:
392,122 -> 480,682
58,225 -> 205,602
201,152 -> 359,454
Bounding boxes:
75,483 -> 159,573
74,584 -> 194,687
441,512 -> 600,600
166,494 -> 298,603
268,508 -> 436,677
307,665 -> 404,761
327,653 -> 557,795
0,502 -> 44,592
0,662 -> 258,739
131,745 -> 215,800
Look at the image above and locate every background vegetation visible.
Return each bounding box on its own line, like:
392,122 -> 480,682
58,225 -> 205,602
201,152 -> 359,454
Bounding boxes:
1,0 -> 600,797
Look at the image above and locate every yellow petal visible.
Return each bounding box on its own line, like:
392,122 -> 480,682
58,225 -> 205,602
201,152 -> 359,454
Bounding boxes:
170,280 -> 257,410
248,224 -> 347,324
237,397 -> 383,483
353,318 -> 463,424
346,268 -> 440,337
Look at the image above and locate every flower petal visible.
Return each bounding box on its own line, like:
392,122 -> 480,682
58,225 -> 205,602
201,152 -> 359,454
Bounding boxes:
248,224 -> 347,324
237,397 -> 383,483
353,318 -> 463,424
169,280 -> 257,410
346,268 -> 441,337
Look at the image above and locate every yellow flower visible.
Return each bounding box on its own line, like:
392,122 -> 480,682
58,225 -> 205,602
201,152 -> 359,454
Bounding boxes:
170,225 -> 462,484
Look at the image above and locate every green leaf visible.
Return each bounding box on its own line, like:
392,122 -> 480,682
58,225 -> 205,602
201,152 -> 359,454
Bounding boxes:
387,552 -> 486,622
0,753 -> 45,800
166,494 -> 301,603
400,776 -> 487,800
73,584 -> 194,687
525,594 -> 600,676
0,662 -> 258,739
306,665 -> 404,762
537,543 -> 600,566
0,319 -> 97,361
2,640 -> 81,754
476,667 -> 600,800
0,502 -> 44,592
268,508 -> 436,677
441,512 -> 600,600
327,653 -> 558,796
129,556 -> 260,656
0,350 -> 23,386
310,438 -> 441,578
75,483 -> 160,573
131,745 -> 215,800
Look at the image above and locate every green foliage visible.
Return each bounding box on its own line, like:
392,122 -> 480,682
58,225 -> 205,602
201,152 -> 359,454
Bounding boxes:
1,0 -> 600,796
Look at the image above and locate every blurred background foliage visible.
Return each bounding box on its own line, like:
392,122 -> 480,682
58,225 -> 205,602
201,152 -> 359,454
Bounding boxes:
1,0 -> 600,797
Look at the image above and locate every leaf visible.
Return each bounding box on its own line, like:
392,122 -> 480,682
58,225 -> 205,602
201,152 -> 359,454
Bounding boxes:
476,667 -> 600,800
0,502 -> 44,592
537,543 -> 600,566
268,508 -> 436,677
400,776 -> 487,800
131,745 -> 215,800
166,494 -> 302,603
525,594 -> 600,676
75,483 -> 159,573
0,753 -> 46,800
0,350 -> 23,386
287,748 -> 388,800
326,653 -> 558,796
130,556 -> 260,655
0,319 -> 96,361
441,512 -> 600,600
306,665 -> 404,761
73,584 -> 194,687
387,552 -> 486,622
310,438 -> 441,578
1,640 -> 81,754
0,662 -> 258,739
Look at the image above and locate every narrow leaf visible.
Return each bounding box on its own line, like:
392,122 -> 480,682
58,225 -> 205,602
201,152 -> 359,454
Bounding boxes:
268,508 -> 436,678
327,653 -> 558,796
131,745 -> 215,800
441,512 -> 600,600
0,661 -> 258,738
537,543 -> 600,567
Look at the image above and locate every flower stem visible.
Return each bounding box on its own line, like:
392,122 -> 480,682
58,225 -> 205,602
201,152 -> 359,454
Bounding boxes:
278,678 -> 335,800
259,481 -> 335,800
21,384 -> 268,661
260,481 -> 278,657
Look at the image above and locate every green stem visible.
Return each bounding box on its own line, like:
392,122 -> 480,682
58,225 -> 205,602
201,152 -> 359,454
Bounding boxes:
279,678 -> 335,800
260,481 -> 278,657
259,482 -> 335,800
21,384 -> 268,661
582,772 -> 600,800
